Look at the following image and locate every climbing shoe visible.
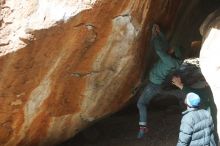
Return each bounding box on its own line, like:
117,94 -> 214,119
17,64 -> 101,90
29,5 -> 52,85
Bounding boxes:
137,126 -> 148,139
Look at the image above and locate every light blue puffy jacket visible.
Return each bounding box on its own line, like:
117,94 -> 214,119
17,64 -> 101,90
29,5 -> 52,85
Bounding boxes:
177,108 -> 216,146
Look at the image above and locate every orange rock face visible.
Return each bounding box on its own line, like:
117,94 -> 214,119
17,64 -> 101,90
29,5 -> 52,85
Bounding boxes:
0,0 -> 181,145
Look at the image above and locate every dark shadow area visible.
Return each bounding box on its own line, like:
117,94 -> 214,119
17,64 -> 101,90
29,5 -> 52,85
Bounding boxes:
58,96 -> 181,146
169,0 -> 220,58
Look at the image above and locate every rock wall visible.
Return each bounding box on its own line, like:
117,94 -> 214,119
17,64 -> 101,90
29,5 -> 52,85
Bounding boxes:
168,0 -> 220,58
200,9 -> 220,138
0,0 -> 181,145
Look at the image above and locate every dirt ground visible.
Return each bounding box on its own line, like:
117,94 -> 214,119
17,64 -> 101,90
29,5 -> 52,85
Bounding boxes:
59,97 -> 183,146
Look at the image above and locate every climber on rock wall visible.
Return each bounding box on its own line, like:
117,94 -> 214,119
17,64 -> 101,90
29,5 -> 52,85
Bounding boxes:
136,24 -> 184,139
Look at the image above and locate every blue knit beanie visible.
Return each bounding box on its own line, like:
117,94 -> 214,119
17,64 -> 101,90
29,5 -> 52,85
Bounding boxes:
185,92 -> 201,108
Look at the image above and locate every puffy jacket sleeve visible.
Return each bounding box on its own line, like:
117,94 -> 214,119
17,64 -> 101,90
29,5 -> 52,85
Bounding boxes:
210,114 -> 216,146
210,133 -> 216,146
177,115 -> 193,146
151,32 -> 172,64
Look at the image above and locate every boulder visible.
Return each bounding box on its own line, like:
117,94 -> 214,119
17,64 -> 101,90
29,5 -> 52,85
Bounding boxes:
0,0 -> 180,145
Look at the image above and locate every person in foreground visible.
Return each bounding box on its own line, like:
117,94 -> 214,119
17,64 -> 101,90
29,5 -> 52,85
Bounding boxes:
177,92 -> 216,146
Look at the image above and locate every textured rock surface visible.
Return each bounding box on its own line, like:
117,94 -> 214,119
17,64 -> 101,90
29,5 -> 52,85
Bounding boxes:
0,0 -> 181,145
200,9 -> 220,136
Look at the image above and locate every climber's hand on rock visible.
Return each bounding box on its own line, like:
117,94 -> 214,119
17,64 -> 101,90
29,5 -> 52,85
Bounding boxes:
172,76 -> 183,89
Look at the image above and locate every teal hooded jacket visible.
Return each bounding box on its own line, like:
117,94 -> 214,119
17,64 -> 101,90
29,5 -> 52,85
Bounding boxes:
149,32 -> 182,85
